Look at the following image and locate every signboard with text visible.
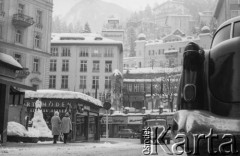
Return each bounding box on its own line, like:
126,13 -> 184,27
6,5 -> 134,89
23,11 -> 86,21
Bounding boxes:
101,116 -> 113,124
112,116 -> 127,124
128,116 -> 143,124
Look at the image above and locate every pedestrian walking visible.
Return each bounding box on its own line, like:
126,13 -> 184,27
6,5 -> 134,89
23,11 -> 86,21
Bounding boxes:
51,111 -> 61,144
61,112 -> 72,144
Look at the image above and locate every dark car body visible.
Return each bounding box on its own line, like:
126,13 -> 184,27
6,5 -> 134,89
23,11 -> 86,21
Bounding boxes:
118,129 -> 140,138
172,16 -> 240,156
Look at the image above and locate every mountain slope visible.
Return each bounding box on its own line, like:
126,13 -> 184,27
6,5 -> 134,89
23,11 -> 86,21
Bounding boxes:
63,0 -> 131,33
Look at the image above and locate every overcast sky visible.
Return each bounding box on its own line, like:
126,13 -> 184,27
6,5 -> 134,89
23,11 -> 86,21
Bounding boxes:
53,0 -> 165,16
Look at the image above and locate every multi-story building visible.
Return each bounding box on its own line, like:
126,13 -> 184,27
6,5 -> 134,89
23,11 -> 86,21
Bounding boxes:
214,0 -> 240,26
49,33 -> 123,102
123,67 -> 181,111
124,29 -> 212,69
102,17 -> 124,42
153,0 -> 192,36
0,0 -> 53,89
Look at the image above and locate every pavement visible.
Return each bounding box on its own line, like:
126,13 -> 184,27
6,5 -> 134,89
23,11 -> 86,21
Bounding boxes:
0,138 -> 186,156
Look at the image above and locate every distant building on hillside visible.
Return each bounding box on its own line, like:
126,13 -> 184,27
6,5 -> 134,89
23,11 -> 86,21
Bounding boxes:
214,0 -> 240,26
153,0 -> 192,36
49,33 -> 123,103
102,17 -> 124,42
123,29 -> 212,69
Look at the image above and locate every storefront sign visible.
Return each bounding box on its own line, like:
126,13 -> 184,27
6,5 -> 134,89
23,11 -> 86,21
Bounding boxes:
24,99 -> 75,108
112,116 -> 127,124
128,116 -> 143,124
101,116 -> 113,124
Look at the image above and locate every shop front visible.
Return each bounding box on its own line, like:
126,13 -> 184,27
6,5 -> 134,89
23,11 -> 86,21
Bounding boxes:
0,53 -> 35,144
127,116 -> 143,133
111,115 -> 128,137
24,90 -> 102,142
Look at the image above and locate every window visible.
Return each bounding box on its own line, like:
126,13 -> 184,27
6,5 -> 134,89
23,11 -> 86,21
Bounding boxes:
92,48 -> 101,57
105,61 -> 112,72
62,60 -> 69,72
61,75 -> 68,89
92,61 -> 100,72
92,76 -> 99,89
105,76 -> 111,89
80,76 -> 86,89
50,60 -> 57,72
33,58 -> 40,72
14,54 -> 22,64
34,32 -> 41,48
18,4 -> 24,14
15,29 -> 23,43
104,48 -> 113,57
51,47 -> 58,56
134,84 -> 140,92
99,93 -> 105,102
80,60 -> 87,72
49,75 -> 56,89
36,10 -> 42,25
79,48 -> 89,57
211,24 -> 231,48
62,47 -> 71,56
233,21 -> 240,38
128,84 -> 132,92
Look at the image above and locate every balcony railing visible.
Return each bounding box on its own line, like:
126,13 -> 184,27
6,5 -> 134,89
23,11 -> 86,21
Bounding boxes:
12,13 -> 34,28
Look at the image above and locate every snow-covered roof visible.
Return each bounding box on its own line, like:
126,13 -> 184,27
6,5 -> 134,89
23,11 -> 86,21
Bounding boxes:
24,89 -> 102,107
0,53 -> 22,69
123,66 -> 182,74
113,69 -> 123,77
51,33 -> 123,46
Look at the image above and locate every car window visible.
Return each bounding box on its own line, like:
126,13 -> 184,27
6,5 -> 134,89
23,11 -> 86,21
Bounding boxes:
211,24 -> 231,48
233,21 -> 240,38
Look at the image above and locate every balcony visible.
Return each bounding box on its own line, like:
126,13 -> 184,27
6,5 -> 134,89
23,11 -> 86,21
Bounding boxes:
12,13 -> 34,28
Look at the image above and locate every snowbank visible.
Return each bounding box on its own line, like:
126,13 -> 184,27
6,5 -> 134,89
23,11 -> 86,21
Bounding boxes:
7,122 -> 39,137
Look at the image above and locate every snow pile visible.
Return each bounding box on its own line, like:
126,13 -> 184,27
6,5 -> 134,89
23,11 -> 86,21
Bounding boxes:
25,90 -> 102,107
31,109 -> 52,138
7,122 -> 39,137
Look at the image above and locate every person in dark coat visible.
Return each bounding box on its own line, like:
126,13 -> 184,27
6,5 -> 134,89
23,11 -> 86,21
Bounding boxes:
61,112 -> 72,144
51,111 -> 61,144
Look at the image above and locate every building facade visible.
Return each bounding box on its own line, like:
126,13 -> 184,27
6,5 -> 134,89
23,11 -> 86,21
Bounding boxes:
102,17 -> 124,43
214,0 -> 240,26
0,0 -> 53,89
153,0 -> 192,36
123,67 -> 181,111
49,33 -> 123,102
124,30 -> 212,69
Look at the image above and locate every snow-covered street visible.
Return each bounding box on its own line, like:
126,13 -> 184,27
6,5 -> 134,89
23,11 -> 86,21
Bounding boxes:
0,138 -> 186,156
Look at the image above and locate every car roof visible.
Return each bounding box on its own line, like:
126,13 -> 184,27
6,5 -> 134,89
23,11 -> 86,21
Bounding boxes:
217,16 -> 240,32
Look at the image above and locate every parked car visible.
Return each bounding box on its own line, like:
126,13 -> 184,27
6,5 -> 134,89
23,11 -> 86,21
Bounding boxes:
172,16 -> 240,156
118,129 -> 140,138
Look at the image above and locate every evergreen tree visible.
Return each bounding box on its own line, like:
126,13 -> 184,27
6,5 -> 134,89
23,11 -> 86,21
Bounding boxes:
83,22 -> 91,33
126,26 -> 137,57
